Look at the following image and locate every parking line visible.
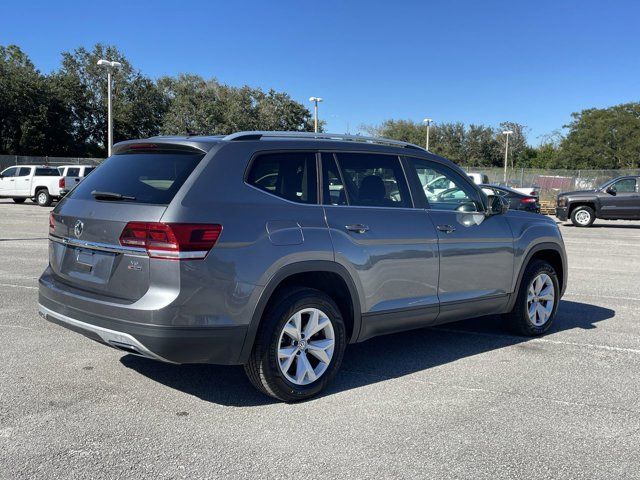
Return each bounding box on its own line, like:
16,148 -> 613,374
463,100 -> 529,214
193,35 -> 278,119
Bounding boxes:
430,327 -> 640,355
0,283 -> 38,290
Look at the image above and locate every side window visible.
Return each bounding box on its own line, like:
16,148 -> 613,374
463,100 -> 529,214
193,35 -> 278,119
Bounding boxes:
84,167 -> 95,176
613,178 -> 637,193
333,152 -> 410,208
321,153 -> 347,205
247,152 -> 317,204
66,167 -> 81,177
409,158 -> 482,211
17,167 -> 32,177
1,167 -> 18,178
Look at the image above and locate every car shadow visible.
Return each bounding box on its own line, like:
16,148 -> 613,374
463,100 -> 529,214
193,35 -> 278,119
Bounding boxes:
120,299 -> 614,407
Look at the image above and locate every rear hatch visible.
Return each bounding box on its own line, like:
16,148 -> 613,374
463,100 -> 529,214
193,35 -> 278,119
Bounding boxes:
49,146 -> 206,301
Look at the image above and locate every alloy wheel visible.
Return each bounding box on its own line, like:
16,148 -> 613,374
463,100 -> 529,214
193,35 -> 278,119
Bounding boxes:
574,210 -> 591,225
277,308 -> 335,386
527,273 -> 555,326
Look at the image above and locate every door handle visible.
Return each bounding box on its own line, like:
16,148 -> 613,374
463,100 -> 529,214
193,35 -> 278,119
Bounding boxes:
345,224 -> 370,234
437,224 -> 456,234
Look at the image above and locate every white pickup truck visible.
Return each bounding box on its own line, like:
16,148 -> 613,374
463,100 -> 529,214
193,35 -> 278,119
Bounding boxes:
57,165 -> 95,196
0,165 -> 63,206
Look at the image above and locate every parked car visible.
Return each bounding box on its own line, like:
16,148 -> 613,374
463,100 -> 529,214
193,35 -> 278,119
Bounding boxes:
467,172 -> 489,185
39,132 -> 567,402
556,175 -> 640,227
481,184 -> 541,213
0,165 -> 63,206
58,165 -> 96,196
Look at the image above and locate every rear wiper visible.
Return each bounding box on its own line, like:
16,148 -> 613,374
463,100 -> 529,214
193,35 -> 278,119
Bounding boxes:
91,190 -> 136,201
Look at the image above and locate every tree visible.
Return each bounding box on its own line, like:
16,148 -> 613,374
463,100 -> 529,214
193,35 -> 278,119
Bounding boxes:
55,44 -> 165,156
159,75 -> 315,135
557,103 -> 640,169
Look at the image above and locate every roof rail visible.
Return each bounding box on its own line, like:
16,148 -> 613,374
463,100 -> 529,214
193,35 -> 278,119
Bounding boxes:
222,131 -> 425,151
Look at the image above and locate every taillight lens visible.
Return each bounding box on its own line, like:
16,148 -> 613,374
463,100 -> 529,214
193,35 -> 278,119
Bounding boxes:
120,222 -> 222,260
49,213 -> 55,235
59,178 -> 65,189
520,197 -> 537,204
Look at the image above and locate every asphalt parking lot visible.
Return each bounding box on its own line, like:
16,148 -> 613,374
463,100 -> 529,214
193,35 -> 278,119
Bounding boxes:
1,199 -> 639,480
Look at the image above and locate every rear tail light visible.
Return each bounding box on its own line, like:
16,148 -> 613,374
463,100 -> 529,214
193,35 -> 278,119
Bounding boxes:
59,178 -> 65,189
48,213 -> 55,235
119,222 -> 222,260
520,197 -> 537,204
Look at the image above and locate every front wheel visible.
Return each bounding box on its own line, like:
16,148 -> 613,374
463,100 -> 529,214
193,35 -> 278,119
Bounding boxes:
245,288 -> 346,402
35,189 -> 52,207
504,260 -> 559,336
570,205 -> 595,227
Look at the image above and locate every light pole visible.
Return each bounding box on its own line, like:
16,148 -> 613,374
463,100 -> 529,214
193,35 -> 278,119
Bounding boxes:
97,59 -> 123,156
309,97 -> 323,133
502,130 -> 513,182
423,118 -> 433,150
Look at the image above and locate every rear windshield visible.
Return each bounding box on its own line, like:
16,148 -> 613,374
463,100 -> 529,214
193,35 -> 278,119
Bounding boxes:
35,168 -> 60,176
67,151 -> 205,205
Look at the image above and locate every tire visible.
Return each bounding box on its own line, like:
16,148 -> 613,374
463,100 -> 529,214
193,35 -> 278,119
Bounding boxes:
570,205 -> 595,227
12,198 -> 26,204
35,189 -> 52,207
245,287 -> 347,402
504,260 -> 560,336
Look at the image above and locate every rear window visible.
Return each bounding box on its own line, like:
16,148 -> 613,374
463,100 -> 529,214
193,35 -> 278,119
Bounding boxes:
35,168 -> 60,176
68,151 -> 204,205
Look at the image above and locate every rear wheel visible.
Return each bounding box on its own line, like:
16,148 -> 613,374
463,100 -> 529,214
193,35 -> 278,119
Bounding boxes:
504,260 -> 559,336
570,205 -> 595,227
245,288 -> 346,402
35,189 -> 52,207
12,198 -> 26,204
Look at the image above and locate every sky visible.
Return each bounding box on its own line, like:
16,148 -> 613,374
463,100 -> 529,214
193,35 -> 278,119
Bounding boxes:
2,0 -> 639,144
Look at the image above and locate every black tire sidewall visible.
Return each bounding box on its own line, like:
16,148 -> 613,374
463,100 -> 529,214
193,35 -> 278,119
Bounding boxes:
570,206 -> 595,227
254,289 -> 346,402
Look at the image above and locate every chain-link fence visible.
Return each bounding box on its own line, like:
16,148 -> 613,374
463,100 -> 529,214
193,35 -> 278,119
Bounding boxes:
0,155 -> 103,171
2,155 -> 637,204
464,167 -> 640,201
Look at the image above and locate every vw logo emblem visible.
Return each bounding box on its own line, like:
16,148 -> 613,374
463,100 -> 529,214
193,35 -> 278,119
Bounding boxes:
73,220 -> 84,238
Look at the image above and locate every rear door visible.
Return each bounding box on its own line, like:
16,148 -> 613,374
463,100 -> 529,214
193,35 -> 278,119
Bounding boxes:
405,157 -> 514,320
49,148 -> 206,301
321,152 -> 440,339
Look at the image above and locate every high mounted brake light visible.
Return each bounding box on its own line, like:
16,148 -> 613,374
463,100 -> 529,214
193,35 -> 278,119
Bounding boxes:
119,222 -> 222,260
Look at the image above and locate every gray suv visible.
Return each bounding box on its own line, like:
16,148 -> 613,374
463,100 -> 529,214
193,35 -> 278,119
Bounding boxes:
39,132 -> 567,402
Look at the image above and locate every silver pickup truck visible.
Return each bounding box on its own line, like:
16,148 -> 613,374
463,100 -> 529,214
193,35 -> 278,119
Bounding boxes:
58,165 -> 96,197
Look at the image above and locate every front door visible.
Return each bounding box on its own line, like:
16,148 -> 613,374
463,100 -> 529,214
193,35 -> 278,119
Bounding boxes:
0,167 -> 19,195
405,157 -> 514,321
321,152 -> 440,340
14,167 -> 32,196
599,177 -> 640,219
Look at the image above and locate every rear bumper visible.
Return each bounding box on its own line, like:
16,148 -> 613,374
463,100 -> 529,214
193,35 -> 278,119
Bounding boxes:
38,278 -> 249,365
555,207 -> 568,221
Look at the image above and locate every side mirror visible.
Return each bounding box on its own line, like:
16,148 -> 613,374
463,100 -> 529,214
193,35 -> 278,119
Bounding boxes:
606,185 -> 617,195
487,194 -> 509,215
